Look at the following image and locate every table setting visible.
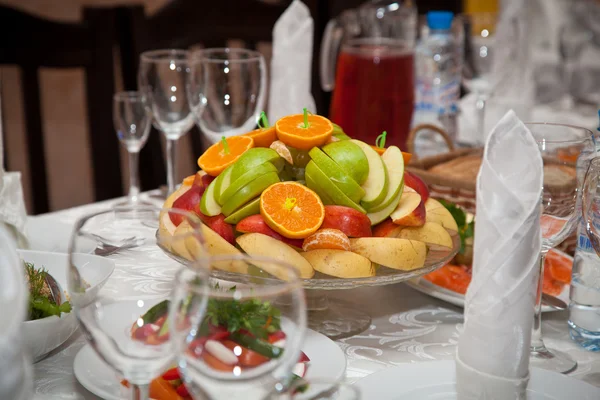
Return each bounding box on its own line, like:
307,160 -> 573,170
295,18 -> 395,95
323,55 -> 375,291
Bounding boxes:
3,0 -> 600,399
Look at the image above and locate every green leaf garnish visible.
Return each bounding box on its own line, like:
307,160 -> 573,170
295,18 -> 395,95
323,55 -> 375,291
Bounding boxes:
302,108 -> 310,129
221,136 -> 230,155
25,261 -> 71,320
376,131 -> 387,148
258,111 -> 270,129
438,199 -> 474,254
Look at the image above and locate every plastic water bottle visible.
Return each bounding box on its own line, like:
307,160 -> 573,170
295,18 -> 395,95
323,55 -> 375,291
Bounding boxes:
568,140 -> 600,351
413,11 -> 461,142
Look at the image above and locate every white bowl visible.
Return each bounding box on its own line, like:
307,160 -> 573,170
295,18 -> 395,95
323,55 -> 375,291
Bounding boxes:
19,250 -> 115,362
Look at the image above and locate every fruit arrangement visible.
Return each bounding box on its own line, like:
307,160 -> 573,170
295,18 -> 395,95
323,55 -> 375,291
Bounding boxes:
159,110 -> 459,279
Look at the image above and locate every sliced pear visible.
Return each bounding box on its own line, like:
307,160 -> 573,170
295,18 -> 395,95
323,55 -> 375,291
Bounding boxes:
301,250 -> 375,278
351,140 -> 389,210
393,222 -> 453,248
350,237 -> 427,271
424,198 -> 459,231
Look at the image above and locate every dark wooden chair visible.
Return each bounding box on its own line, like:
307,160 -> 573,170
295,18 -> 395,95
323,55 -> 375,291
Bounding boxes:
0,6 -> 122,214
117,0 -> 326,159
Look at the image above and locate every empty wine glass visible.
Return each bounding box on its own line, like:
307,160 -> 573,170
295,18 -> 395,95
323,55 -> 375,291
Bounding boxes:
170,254 -> 307,400
188,48 -> 267,145
139,50 -> 195,195
113,91 -> 152,205
68,205 -> 208,400
526,123 -> 595,373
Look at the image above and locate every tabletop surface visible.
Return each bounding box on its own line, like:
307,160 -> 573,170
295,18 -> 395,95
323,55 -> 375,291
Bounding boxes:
28,195 -> 600,399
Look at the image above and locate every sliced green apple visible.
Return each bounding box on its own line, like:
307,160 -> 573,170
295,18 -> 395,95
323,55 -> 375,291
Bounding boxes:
351,140 -> 388,210
305,172 -> 335,205
214,165 -> 234,205
366,181 -> 404,225
367,146 -> 405,213
230,148 -> 282,181
305,161 -> 366,214
199,178 -> 221,216
322,140 -> 369,185
308,147 -> 365,203
220,162 -> 277,206
221,172 -> 280,216
224,197 -> 260,224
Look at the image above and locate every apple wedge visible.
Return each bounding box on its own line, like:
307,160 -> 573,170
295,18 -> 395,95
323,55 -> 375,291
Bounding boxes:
351,140 -> 389,209
393,222 -> 453,248
390,191 -> 426,227
366,182 -> 404,225
199,178 -> 221,217
366,146 -> 405,213
159,185 -> 192,242
308,147 -> 365,203
236,233 -> 315,279
301,250 -> 375,278
424,198 -> 459,231
199,223 -> 249,274
350,237 -> 427,271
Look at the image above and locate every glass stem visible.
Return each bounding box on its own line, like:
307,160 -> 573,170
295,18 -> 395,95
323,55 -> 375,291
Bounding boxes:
130,383 -> 149,400
166,138 -> 177,195
476,93 -> 486,145
531,251 -> 547,351
128,151 -> 140,202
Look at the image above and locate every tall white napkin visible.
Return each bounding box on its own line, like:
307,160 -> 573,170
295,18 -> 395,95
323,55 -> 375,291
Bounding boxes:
268,0 -> 316,121
456,110 -> 543,399
0,77 -> 28,247
0,225 -> 32,400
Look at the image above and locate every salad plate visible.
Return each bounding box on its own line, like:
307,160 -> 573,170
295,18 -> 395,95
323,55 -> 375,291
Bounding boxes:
353,360 -> 600,399
73,299 -> 346,400
406,249 -> 572,313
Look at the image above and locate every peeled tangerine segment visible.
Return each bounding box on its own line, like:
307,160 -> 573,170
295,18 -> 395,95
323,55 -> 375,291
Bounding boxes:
301,249 -> 375,278
350,237 -> 427,271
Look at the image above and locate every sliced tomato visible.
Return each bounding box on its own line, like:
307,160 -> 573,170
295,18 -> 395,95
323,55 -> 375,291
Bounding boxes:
162,367 -> 180,381
545,250 -> 572,285
423,264 -> 471,295
298,351 -> 310,363
268,331 -> 286,343
222,340 -> 269,367
175,383 -> 191,398
202,350 -> 235,372
149,377 -> 183,400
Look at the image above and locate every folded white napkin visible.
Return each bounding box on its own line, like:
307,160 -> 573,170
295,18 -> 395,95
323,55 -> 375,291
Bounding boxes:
456,110 -> 543,399
0,86 -> 28,247
0,225 -> 32,400
268,0 -> 316,121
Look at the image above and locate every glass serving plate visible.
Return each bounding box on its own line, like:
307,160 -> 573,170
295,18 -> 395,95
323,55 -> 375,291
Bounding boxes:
158,230 -> 460,339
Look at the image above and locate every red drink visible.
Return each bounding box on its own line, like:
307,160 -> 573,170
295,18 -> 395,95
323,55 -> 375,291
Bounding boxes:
329,39 -> 415,151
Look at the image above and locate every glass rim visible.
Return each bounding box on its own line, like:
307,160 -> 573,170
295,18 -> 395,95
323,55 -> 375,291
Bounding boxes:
113,91 -> 145,101
190,47 -> 264,63
175,254 -> 304,298
524,122 -> 595,144
140,49 -> 190,63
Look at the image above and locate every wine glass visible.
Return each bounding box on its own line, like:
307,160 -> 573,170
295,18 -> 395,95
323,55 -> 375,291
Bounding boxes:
188,48 -> 267,145
138,50 -> 195,195
263,379 -> 360,400
525,123 -> 596,373
170,254 -> 307,400
113,91 -> 152,205
68,205 -> 208,400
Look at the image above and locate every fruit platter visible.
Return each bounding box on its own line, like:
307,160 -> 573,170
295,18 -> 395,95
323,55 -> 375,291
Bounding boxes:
158,110 -> 460,291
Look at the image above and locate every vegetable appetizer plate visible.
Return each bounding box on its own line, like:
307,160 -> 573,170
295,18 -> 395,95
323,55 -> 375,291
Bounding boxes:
405,249 -> 571,313
19,250 -> 115,362
354,360 -> 600,399
159,231 -> 461,290
73,299 -> 347,400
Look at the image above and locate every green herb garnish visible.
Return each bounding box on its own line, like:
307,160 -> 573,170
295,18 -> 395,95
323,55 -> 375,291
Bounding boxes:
376,131 -> 387,148
25,261 -> 71,320
438,199 -> 475,254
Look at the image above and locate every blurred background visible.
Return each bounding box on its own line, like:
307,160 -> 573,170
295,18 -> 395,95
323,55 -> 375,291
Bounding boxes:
2,0 -> 597,214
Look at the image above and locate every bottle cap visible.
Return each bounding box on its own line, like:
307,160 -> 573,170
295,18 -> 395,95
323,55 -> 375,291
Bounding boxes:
427,11 -> 454,30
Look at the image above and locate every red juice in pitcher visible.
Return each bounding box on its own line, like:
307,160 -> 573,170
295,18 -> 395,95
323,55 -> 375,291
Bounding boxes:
329,39 -> 415,151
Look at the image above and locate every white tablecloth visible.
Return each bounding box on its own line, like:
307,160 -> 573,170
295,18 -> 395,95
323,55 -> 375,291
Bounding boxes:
28,196 -> 600,399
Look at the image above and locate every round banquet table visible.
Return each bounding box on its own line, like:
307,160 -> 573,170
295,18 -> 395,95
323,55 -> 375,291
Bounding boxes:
27,195 -> 600,399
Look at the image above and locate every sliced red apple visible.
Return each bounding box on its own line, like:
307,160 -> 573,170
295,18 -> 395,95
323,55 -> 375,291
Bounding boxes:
202,214 -> 235,245
403,171 -> 430,203
373,219 -> 401,237
170,185 -> 207,226
321,205 -> 372,237
236,215 -> 304,248
390,191 -> 426,227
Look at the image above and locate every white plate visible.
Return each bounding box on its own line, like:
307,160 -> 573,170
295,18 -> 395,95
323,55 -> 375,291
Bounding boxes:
354,360 -> 600,399
74,304 -> 346,400
406,249 -> 572,313
20,250 -> 115,362
25,216 -> 96,253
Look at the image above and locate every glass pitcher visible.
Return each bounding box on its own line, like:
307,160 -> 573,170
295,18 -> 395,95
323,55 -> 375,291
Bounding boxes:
320,0 -> 417,150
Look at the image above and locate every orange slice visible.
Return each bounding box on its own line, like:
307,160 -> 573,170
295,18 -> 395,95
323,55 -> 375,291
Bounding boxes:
244,126 -> 277,148
372,145 -> 412,164
302,228 -> 351,251
197,136 -> 254,176
260,181 -> 325,239
275,113 -> 333,150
